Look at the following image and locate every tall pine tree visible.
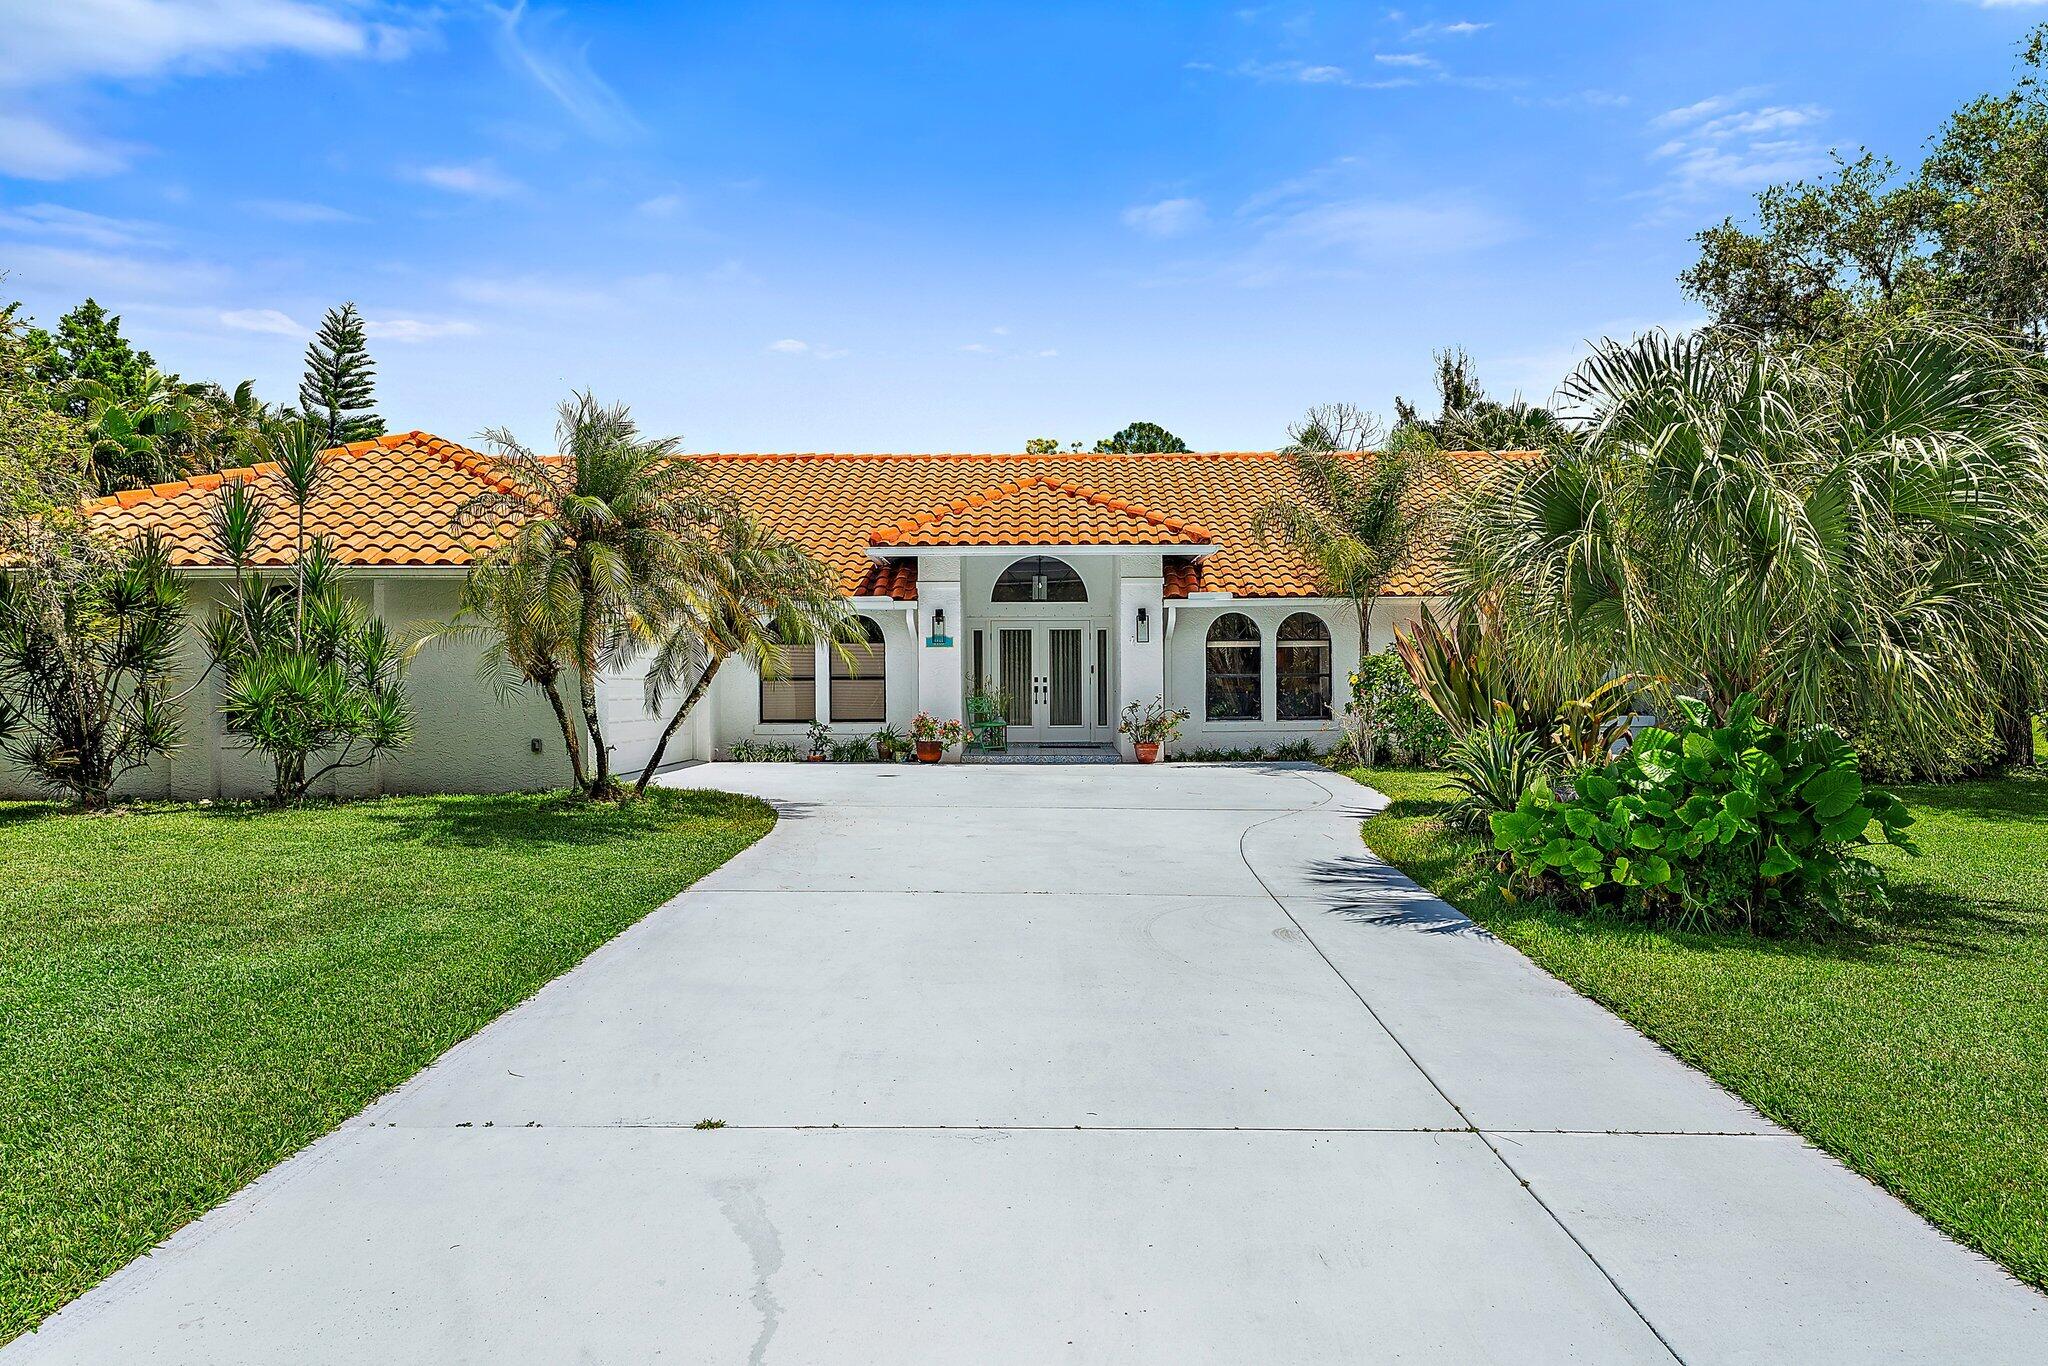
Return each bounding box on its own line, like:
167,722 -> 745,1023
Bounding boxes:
297,303 -> 384,446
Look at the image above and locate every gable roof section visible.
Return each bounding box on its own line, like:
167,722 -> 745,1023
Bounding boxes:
84,431 -> 515,568
869,474 -> 1212,548
83,437 -> 1535,597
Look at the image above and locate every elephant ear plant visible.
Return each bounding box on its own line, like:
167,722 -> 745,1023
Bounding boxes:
1489,693 -> 1915,934
202,424 -> 412,804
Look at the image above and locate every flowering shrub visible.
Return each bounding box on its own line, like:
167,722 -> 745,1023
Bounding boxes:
1488,694 -> 1915,934
1346,653 -> 1452,766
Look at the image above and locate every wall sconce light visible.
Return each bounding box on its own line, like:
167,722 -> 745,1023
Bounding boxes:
931,607 -> 946,637
1135,606 -> 1151,643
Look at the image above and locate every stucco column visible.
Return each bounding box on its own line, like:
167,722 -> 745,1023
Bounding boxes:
913,555 -> 964,756
1114,555 -> 1165,760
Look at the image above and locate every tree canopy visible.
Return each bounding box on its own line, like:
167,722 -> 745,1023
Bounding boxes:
1092,421 -> 1188,454
298,303 -> 384,446
1682,24 -> 2048,349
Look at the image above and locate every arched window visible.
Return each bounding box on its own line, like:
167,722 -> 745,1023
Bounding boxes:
1205,613 -> 1262,721
992,555 -> 1086,603
1276,612 -> 1332,720
830,616 -> 887,722
759,622 -> 815,723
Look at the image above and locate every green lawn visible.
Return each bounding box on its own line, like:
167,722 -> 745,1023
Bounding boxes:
0,789 -> 774,1341
1345,762 -> 2048,1290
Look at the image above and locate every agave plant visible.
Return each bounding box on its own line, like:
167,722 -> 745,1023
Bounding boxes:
1443,708 -> 1552,832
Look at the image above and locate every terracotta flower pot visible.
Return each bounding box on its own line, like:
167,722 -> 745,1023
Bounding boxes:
1134,741 -> 1161,764
915,740 -> 943,763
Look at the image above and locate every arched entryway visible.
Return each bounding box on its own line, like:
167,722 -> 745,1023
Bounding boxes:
968,554 -> 1112,744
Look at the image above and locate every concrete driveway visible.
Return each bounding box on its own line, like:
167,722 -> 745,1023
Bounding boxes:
10,764 -> 2043,1363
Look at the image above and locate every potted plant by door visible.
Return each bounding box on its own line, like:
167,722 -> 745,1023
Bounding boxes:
910,712 -> 965,763
806,720 -> 832,762
1119,697 -> 1190,764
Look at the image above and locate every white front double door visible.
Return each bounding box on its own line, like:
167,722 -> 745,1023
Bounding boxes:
976,619 -> 1106,743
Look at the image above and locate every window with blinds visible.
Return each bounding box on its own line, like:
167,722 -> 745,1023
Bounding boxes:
830,617 -> 887,722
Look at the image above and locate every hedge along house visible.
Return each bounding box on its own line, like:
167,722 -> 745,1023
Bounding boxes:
15,432 -> 1531,799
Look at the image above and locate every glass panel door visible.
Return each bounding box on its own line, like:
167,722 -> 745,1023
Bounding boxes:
1047,627 -> 1083,727
998,627 -> 1033,726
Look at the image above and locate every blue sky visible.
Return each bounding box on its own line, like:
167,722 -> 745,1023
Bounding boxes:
1,1 -> 2042,452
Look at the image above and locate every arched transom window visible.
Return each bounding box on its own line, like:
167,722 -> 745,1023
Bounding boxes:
1205,612 -> 1262,721
1276,612 -> 1332,720
830,616 -> 887,722
992,555 -> 1087,603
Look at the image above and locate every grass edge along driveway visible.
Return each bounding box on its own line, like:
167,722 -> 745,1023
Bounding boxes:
1344,765 -> 2048,1293
0,787 -> 774,1342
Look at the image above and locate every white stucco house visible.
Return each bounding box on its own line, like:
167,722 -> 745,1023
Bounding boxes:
19,432 -> 1529,799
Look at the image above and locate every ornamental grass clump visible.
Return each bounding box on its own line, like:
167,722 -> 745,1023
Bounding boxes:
1488,694 -> 1915,934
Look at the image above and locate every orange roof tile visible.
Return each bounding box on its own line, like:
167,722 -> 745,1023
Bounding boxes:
83,431 -> 521,569
84,436 -> 1533,598
869,475 -> 1211,548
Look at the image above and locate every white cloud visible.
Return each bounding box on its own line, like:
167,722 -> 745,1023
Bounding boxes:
636,192 -> 685,218
0,110 -> 131,179
1645,93 -> 1829,206
365,317 -> 481,342
0,242 -> 227,296
1407,19 -> 1490,38
1264,198 -> 1514,257
1231,58 -> 1415,91
0,0 -> 396,178
1374,53 -> 1435,68
488,1 -> 640,142
1121,196 -> 1207,238
451,275 -> 613,312
0,0 -> 367,89
240,198 -> 361,223
1036,348 -> 1059,358
218,307 -> 305,336
407,162 -> 524,198
0,201 -> 159,247
766,338 -> 847,359
959,342 -> 994,354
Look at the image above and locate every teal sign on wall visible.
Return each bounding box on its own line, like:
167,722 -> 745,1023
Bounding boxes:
925,633 -> 954,648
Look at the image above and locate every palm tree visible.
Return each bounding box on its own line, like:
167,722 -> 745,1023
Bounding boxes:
1252,405 -> 1453,661
1455,322 -> 2048,773
630,515 -> 850,795
71,370 -> 207,492
456,393 -> 732,799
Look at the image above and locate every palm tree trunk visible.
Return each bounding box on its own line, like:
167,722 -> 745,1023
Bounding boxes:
574,590 -> 613,797
633,656 -> 723,796
579,666 -> 611,796
541,677 -> 589,791
1354,597 -> 1377,764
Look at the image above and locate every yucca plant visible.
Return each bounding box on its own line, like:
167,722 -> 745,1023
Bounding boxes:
1443,708 -> 1551,832
203,423 -> 412,803
0,526 -> 194,807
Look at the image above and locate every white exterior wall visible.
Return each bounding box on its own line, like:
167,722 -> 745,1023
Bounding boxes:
707,601 -> 921,754
1163,595 -> 1437,754
0,572 -> 582,802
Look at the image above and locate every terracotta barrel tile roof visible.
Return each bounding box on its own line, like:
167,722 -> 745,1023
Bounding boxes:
83,435 -> 1534,598
870,475 -> 1211,548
